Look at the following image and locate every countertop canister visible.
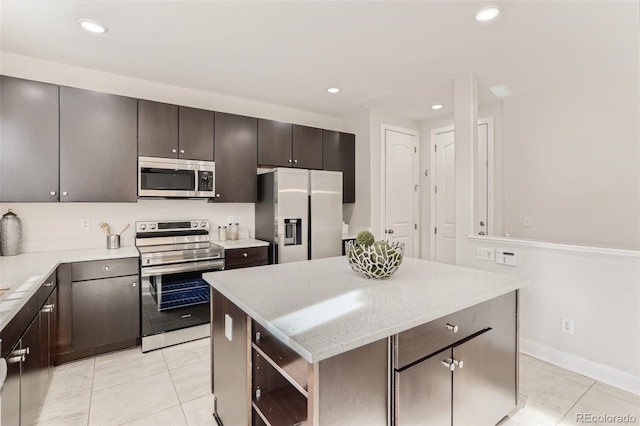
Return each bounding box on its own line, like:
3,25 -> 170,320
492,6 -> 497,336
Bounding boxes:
0,209 -> 23,256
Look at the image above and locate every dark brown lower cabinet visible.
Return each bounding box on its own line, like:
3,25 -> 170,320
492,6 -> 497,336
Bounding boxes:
0,277 -> 57,426
224,247 -> 268,270
71,276 -> 139,351
56,260 -> 140,364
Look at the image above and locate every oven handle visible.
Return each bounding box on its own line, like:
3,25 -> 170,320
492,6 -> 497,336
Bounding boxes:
141,259 -> 225,277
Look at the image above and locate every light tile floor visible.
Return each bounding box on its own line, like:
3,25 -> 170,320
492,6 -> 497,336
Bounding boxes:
38,339 -> 639,426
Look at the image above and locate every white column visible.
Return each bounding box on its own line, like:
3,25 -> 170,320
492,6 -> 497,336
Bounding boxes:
454,73 -> 478,265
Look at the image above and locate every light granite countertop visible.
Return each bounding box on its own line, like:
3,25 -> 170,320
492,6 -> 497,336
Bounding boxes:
0,247 -> 139,330
204,256 -> 527,363
211,238 -> 269,250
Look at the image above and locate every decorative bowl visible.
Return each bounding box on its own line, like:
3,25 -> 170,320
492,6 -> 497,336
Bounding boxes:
345,240 -> 405,279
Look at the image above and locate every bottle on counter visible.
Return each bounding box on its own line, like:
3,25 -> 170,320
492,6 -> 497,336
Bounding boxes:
0,209 -> 23,256
229,223 -> 239,241
218,225 -> 227,241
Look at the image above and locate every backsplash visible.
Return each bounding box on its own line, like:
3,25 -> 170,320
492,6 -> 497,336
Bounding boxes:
0,200 -> 254,252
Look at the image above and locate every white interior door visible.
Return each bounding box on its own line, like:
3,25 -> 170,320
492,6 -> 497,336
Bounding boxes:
432,119 -> 493,264
384,127 -> 418,257
475,123 -> 489,236
434,130 -> 456,264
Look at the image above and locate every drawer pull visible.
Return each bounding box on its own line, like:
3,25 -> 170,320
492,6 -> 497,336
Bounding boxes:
452,358 -> 464,369
103,266 -> 110,271
132,282 -> 137,287
41,304 -> 55,313
10,348 -> 29,357
181,314 -> 192,319
445,323 -> 459,333
442,359 -> 456,371
243,253 -> 248,258
44,281 -> 54,287
7,355 -> 25,364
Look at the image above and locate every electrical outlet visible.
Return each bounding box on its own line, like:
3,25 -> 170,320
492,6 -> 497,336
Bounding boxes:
81,219 -> 90,230
227,216 -> 234,224
523,216 -> 533,227
561,317 -> 574,335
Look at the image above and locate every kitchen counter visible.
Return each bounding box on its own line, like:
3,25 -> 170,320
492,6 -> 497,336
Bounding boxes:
211,238 -> 269,250
204,256 -> 527,363
0,246 -> 139,330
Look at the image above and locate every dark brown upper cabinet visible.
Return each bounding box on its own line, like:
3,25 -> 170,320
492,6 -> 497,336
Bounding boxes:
322,130 -> 356,203
178,106 -> 214,161
139,100 -> 214,161
138,100 -> 179,158
257,119 -> 292,167
292,125 -> 323,169
214,112 -> 258,202
60,86 -> 137,202
257,120 -> 323,170
0,76 -> 60,202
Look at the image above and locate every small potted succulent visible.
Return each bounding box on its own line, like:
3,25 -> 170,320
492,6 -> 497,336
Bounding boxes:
346,231 -> 405,279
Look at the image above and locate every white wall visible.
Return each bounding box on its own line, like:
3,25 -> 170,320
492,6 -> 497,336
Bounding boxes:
463,238 -> 640,395
502,67 -> 640,249
0,201 -> 254,252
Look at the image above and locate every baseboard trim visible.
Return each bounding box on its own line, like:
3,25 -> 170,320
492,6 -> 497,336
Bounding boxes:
521,338 -> 640,396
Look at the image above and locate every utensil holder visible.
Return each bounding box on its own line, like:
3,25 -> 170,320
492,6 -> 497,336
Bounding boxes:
107,235 -> 121,250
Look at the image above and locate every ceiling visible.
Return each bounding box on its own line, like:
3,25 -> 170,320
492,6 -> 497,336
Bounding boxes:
1,1 -> 637,120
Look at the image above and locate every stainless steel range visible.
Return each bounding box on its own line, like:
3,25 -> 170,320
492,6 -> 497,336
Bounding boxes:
136,219 -> 224,352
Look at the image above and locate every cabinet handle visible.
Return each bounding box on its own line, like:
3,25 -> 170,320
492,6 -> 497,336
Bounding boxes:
41,304 -> 55,313
132,282 -> 137,287
243,253 -> 248,258
180,149 -> 185,154
50,191 -> 56,196
7,355 -> 25,364
216,194 -> 220,198
172,149 -> 177,153
452,358 -> 464,369
288,159 -> 292,163
255,332 -> 261,341
62,191 -> 68,196
442,359 -> 456,371
294,159 -> 298,164
10,348 -> 29,357
445,323 -> 459,333
103,266 -> 110,271
44,281 -> 54,287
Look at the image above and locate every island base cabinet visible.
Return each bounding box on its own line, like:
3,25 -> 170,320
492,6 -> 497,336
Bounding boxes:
395,352 -> 452,426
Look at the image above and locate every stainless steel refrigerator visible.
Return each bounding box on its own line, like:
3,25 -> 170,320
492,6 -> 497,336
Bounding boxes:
256,168 -> 343,263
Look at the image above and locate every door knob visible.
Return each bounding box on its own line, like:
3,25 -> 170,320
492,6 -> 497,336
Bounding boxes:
388,229 -> 394,234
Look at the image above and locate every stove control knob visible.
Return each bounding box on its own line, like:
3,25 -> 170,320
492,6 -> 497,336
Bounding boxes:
191,221 -> 198,228
200,222 -> 207,228
149,223 -> 156,230
139,224 -> 147,231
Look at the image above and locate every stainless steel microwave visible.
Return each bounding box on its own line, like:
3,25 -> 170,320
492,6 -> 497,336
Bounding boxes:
138,156 -> 216,198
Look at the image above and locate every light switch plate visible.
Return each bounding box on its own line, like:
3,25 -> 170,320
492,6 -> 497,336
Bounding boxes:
224,314 -> 233,341
476,247 -> 495,261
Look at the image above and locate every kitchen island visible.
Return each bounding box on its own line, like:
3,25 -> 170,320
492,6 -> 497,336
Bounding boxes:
204,256 -> 527,425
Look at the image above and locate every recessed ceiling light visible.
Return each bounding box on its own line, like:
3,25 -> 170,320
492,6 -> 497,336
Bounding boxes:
79,19 -> 108,34
327,87 -> 341,94
475,6 -> 500,22
431,104 -> 444,110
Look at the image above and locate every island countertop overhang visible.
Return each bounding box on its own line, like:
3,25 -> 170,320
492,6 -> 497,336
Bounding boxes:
204,256 -> 527,363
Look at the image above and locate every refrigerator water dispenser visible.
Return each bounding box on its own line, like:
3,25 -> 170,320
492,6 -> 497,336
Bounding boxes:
284,219 -> 302,245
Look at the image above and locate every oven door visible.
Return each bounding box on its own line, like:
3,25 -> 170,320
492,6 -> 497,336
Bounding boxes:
140,259 -> 224,351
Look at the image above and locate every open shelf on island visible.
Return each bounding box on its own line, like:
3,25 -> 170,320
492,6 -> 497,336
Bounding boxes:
252,386 -> 307,426
252,321 -> 309,396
